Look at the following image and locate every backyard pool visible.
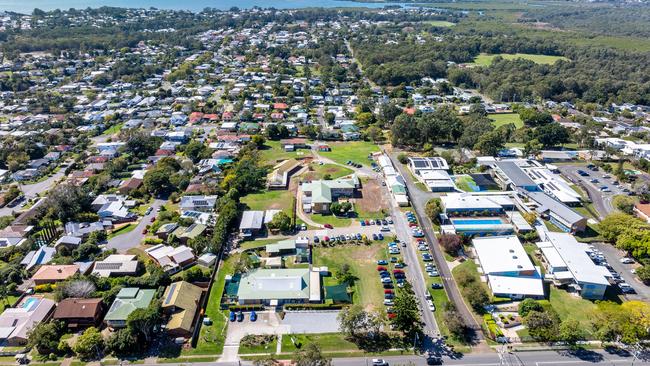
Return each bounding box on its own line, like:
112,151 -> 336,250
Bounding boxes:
22,297 -> 39,309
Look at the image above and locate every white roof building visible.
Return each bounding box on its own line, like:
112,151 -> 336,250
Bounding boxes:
473,235 -> 544,299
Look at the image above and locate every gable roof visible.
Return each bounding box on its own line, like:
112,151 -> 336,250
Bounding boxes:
104,288 -> 156,322
162,281 -> 203,333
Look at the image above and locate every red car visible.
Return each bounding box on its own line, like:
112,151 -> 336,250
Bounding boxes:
323,236 -> 330,242
393,269 -> 404,274
142,228 -> 147,234
324,224 -> 333,229
384,289 -> 394,294
150,217 -> 156,223
387,313 -> 397,319
377,266 -> 387,271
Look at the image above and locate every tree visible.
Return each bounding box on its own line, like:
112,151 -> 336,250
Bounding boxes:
462,282 -> 489,313
520,108 -> 553,127
106,329 -> 138,356
524,311 -> 559,342
613,195 -> 635,215
444,304 -> 469,341
73,327 -> 104,360
266,211 -> 292,233
41,185 -> 92,222
597,213 -> 645,242
336,263 -> 357,285
127,303 -> 161,343
184,141 -> 207,163
535,123 -> 570,147
338,304 -> 380,338
474,130 -> 505,156
425,199 -> 442,223
559,319 -> 587,346
438,234 -> 462,256
121,130 -> 160,159
293,343 -> 331,366
518,298 -> 543,317
28,321 -> 65,355
635,265 -> 650,284
391,282 -> 422,336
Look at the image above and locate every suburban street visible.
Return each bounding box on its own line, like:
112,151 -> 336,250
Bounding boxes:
387,150 -> 485,344
106,198 -> 166,252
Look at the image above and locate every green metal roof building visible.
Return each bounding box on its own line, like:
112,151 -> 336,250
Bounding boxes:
104,288 -> 156,328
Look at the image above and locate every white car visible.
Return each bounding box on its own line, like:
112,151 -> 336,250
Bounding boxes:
427,300 -> 436,311
620,257 -> 635,264
372,359 -> 388,366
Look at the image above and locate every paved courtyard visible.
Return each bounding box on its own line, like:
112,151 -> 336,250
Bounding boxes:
281,311 -> 341,333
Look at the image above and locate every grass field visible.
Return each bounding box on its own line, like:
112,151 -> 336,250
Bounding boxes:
0,295 -> 19,312
303,163 -> 354,181
488,113 -> 524,129
102,123 -> 123,136
260,140 -> 308,164
240,189 -> 293,212
310,213 -> 352,227
319,141 -> 380,167
281,333 -> 358,353
312,242 -> 388,310
470,53 -> 569,66
424,20 -> 456,27
542,287 -> 597,330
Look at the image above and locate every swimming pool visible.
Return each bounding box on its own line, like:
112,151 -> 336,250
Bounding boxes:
451,219 -> 503,225
22,297 -> 39,309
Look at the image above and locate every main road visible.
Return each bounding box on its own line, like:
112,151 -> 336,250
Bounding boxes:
386,150 -> 485,344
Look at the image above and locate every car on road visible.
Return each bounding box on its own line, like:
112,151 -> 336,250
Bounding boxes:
590,178 -> 599,183
427,300 -> 436,311
324,224 -> 333,229
426,355 -> 443,365
142,228 -> 148,234
150,217 -> 156,223
145,207 -> 152,215
620,257 -> 635,264
372,359 -> 388,366
431,283 -> 443,289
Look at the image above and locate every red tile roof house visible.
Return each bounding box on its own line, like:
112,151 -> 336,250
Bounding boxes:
634,203 -> 650,224
118,178 -> 143,195
189,112 -> 204,124
273,103 -> 288,110
31,264 -> 80,286
204,113 -> 219,122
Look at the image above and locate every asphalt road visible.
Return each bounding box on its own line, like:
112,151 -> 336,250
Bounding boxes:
387,151 -> 484,344
106,198 -> 166,252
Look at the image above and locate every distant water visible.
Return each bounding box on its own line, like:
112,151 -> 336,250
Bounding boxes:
0,0 -> 402,14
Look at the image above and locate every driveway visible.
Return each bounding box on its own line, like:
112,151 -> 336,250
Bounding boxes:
281,311 -> 341,333
106,198 -> 166,252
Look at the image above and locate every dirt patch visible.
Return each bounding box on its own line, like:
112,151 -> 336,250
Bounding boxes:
355,179 -> 389,215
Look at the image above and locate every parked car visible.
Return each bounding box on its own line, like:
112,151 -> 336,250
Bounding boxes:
372,359 -> 388,366
229,311 -> 236,322
620,257 -> 635,264
250,311 -> 257,322
237,311 -> 244,322
324,224 -> 333,229
313,236 -> 320,243
372,234 -> 378,240
394,262 -> 405,269
381,277 -> 392,284
377,260 -> 388,265
377,233 -> 384,240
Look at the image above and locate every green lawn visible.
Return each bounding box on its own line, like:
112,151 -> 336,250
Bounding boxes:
319,141 -> 380,167
454,175 -> 478,192
470,53 -> 569,66
281,333 -> 358,353
303,163 -> 354,181
102,123 -> 123,136
310,213 -> 352,227
241,190 -> 293,212
424,20 -> 456,27
542,287 -> 596,329
313,242 -> 387,310
107,223 -> 137,239
184,254 -> 238,356
0,295 -> 19,312
488,113 -> 523,129
260,140 -> 308,164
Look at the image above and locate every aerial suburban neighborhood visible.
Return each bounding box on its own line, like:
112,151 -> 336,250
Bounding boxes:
0,2 -> 647,366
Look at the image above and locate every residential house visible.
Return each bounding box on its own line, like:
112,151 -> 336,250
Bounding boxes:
92,254 -> 139,277
20,246 -> 56,271
161,281 -> 203,338
0,297 -> 56,346
301,177 -> 357,214
53,298 -> 104,329
104,288 -> 156,328
239,210 -> 265,239
145,244 -> 196,273
0,224 -> 33,247
31,264 -> 80,285
179,195 -> 218,213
